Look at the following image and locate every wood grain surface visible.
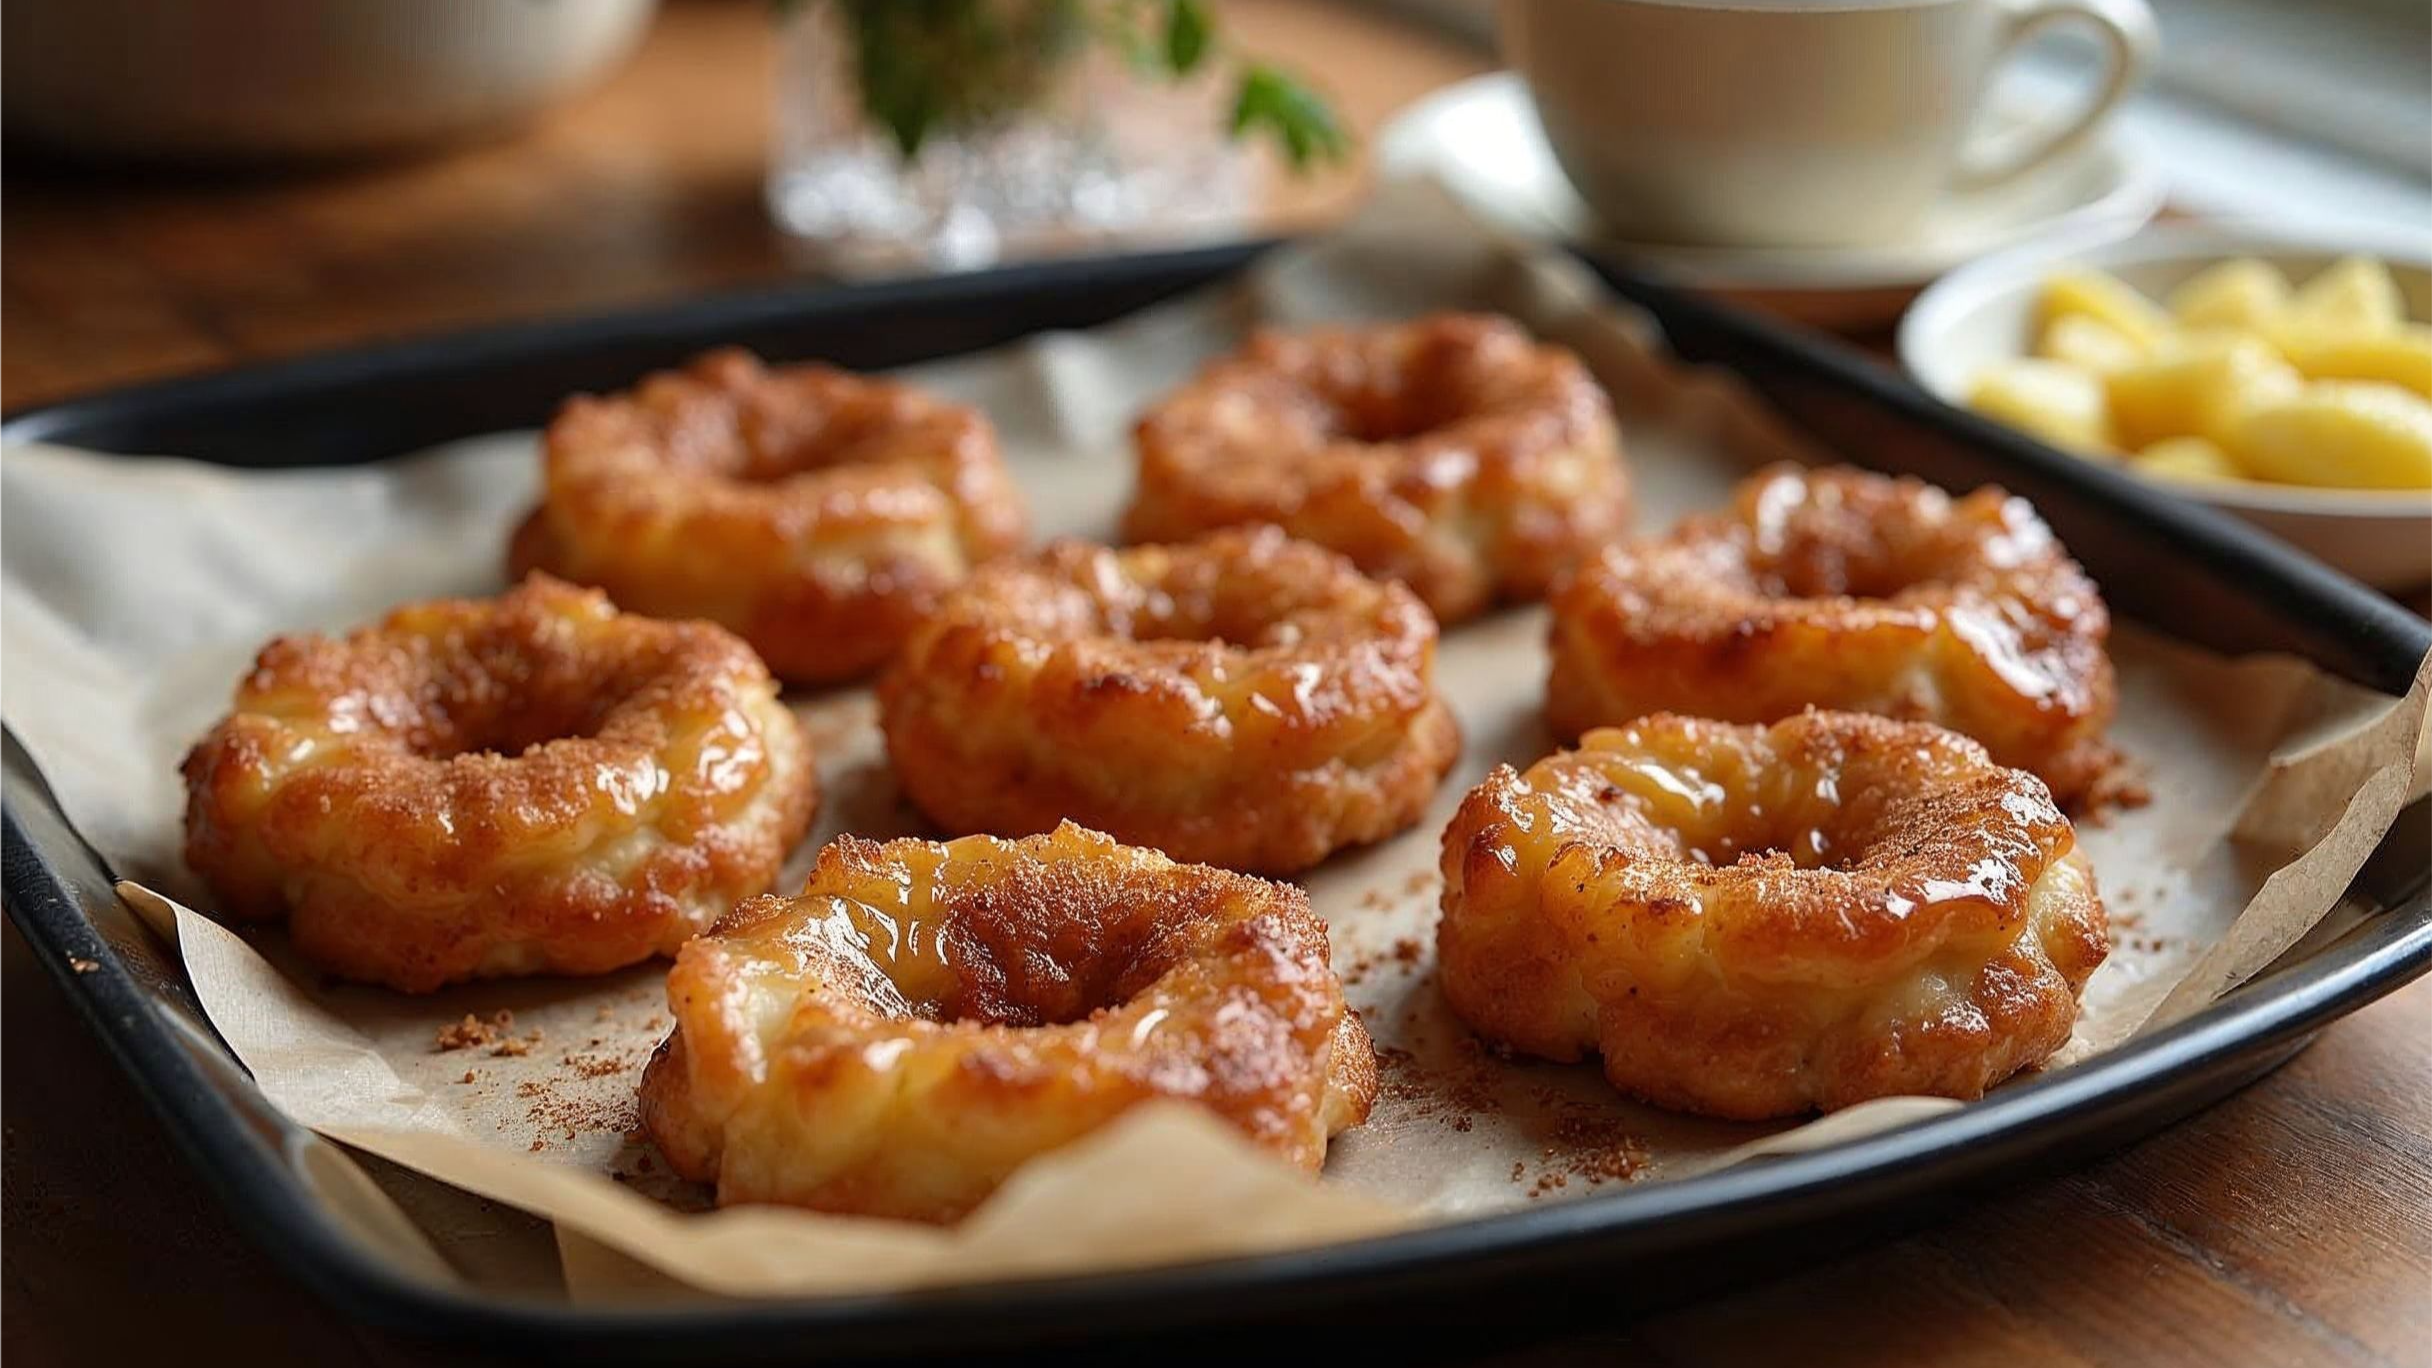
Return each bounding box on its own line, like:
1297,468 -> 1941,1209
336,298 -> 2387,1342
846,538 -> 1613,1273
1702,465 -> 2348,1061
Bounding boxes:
4,4 -> 2426,1364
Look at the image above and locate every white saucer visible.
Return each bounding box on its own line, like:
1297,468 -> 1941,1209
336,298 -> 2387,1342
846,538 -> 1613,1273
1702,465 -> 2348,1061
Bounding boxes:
1377,73 -> 2169,330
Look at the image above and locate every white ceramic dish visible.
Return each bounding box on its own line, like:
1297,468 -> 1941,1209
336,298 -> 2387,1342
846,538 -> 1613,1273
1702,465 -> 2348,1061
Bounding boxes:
1,0 -> 656,161
1900,221 -> 2432,590
1376,72 -> 2166,330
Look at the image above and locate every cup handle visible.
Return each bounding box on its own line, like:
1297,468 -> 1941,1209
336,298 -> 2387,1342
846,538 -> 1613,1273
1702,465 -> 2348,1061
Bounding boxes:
1953,0 -> 2158,191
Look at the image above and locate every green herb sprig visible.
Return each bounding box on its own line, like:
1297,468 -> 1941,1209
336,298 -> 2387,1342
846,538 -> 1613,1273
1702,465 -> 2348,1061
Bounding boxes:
809,0 -> 1348,171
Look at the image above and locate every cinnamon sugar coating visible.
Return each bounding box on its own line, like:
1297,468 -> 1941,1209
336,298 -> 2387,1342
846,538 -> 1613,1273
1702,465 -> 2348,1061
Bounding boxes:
878,527 -> 1461,874
180,575 -> 817,992
637,823 -> 1377,1221
510,348 -> 1027,684
1548,465 -> 2118,803
1125,313 -> 1630,622
1437,711 -> 2107,1119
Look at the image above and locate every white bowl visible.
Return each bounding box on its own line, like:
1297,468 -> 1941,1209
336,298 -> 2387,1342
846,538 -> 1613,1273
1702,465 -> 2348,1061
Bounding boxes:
1899,222 -> 2432,591
1,0 -> 656,161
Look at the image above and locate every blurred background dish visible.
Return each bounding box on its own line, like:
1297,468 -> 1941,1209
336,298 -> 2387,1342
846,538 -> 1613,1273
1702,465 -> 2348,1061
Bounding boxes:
1378,71 -> 2166,330
1901,222 -> 2432,590
1,0 -> 657,161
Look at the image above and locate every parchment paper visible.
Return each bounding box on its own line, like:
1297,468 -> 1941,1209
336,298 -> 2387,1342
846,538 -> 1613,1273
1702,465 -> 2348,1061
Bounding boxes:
6,187 -> 2426,1300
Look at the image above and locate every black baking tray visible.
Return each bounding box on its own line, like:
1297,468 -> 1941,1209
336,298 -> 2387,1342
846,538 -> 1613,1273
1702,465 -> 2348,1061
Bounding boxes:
6,244 -> 2429,1362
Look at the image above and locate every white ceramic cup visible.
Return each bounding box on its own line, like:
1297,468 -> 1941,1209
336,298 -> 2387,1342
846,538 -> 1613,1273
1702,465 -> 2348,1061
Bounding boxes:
1501,0 -> 2158,248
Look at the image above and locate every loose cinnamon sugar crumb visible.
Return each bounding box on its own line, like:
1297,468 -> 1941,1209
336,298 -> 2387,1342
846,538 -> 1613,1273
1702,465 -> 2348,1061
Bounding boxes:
489,1030 -> 541,1058
1352,873 -> 1439,915
434,1010 -> 516,1052
1545,1115 -> 1648,1187
2075,755 -> 2152,826
458,1070 -> 477,1085
1377,1031 -> 1647,1201
1339,935 -> 1432,988
2106,905 -> 2174,955
506,1045 -> 652,1152
1374,1042 -> 1499,1134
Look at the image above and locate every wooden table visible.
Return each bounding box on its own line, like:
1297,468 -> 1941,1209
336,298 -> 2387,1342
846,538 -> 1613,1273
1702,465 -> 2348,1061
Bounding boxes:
5,4 -> 2426,1363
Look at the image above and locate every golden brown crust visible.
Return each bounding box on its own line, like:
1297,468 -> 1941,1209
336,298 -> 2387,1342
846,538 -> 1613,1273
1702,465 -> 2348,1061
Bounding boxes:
179,575 -> 819,992
1125,313 -> 1630,622
637,822 -> 1377,1221
877,526 -> 1462,874
1547,465 -> 2118,803
510,348 -> 1027,684
1436,711 -> 2107,1119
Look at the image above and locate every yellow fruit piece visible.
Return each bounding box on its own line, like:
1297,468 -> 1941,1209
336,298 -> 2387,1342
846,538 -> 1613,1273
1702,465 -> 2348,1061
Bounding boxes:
2172,324 -> 2276,348
2266,320 -> 2432,398
2286,256 -> 2405,334
2103,333 -> 2302,449
2131,436 -> 2244,484
2040,269 -> 2172,350
1968,359 -> 2113,452
2166,258 -> 2289,331
2037,313 -> 2145,372
2224,381 -> 2432,490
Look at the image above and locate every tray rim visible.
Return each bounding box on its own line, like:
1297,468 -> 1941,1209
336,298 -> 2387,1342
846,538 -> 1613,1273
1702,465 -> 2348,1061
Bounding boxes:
4,241 -> 2428,1353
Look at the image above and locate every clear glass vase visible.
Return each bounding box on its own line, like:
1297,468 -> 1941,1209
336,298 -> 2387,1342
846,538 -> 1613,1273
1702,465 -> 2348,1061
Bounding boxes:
767,2 -> 1253,275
